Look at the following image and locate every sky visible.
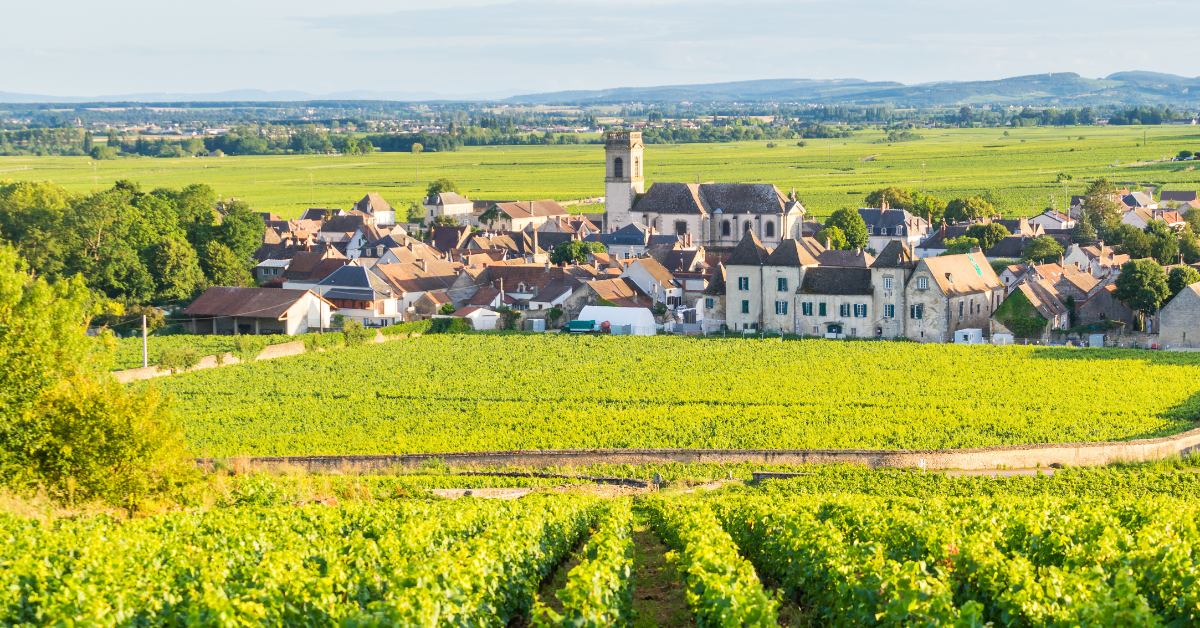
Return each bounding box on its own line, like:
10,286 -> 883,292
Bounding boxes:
4,0 -> 1199,99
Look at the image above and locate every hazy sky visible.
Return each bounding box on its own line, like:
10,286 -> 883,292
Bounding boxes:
5,0 -> 1199,97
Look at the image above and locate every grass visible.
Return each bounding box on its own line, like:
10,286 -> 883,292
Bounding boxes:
3,126 -> 1199,221
154,334 -> 1200,456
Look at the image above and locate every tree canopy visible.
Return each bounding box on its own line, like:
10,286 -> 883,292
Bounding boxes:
941,236 -> 980,256
965,223 -> 1011,251
1167,265 -> 1200,298
815,226 -> 848,251
824,208 -> 869,250
1021,236 -> 1065,264
943,197 -> 994,223
1114,259 -> 1169,316
425,178 -> 460,197
549,240 -> 606,265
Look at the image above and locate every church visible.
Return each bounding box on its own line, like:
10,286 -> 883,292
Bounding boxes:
603,131 -> 806,247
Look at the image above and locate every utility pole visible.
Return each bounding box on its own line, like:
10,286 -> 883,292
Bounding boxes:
142,315 -> 148,368
310,174 -> 314,204
921,162 -> 926,193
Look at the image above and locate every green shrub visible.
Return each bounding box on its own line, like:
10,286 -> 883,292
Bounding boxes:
343,320 -> 373,346
232,334 -> 266,363
159,345 -> 200,373
430,317 -> 467,333
381,319 -> 433,337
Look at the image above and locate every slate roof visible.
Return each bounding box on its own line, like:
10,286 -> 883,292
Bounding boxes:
817,248 -> 875,268
430,226 -> 472,253
644,245 -> 705,273
799,267 -> 873,295
871,241 -> 917,269
531,281 -> 573,303
183,287 -> 330,319
631,182 -> 792,216
283,252 -> 349,281
1121,192 -> 1156,208
315,265 -> 394,300
423,192 -> 470,206
322,214 -> 371,233
984,236 -> 1031,259
765,238 -> 821,267
725,229 -> 771,266
859,208 -> 922,230
1160,191 -> 1198,203
466,286 -> 502,306
703,265 -> 727,295
300,208 -> 334,221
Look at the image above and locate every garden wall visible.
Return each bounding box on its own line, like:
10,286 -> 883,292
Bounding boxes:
200,426 -> 1200,472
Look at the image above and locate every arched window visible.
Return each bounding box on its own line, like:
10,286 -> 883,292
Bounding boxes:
634,157 -> 640,177
764,221 -> 775,238
721,220 -> 731,236
743,221 -> 752,236
613,157 -> 623,178
675,221 -> 687,236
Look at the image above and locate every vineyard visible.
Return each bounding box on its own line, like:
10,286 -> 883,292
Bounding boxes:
5,463 -> 1198,626
3,125 -> 1198,220
154,334 -> 1200,457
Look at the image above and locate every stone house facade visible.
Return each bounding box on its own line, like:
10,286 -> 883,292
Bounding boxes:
904,253 -> 1005,343
1158,282 -> 1200,347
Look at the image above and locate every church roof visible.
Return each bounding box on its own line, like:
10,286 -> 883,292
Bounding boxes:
632,182 -> 792,216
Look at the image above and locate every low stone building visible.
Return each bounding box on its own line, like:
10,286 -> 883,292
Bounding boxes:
183,287 -> 335,335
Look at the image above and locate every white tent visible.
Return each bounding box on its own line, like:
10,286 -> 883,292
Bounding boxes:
577,306 -> 656,336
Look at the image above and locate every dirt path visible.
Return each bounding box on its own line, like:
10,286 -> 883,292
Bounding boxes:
630,521 -> 694,628
430,488 -> 532,500
860,153 -> 881,162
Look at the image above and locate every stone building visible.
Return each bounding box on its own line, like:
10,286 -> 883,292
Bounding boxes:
869,241 -> 918,339
1159,282 -> 1200,347
603,131 -> 805,249
904,252 -> 1005,343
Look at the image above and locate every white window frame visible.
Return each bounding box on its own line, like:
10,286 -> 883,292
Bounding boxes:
883,277 -> 893,290
917,277 -> 929,290
775,301 -> 788,315
884,304 -> 894,318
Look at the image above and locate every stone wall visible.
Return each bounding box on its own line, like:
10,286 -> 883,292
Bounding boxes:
199,425 -> 1200,473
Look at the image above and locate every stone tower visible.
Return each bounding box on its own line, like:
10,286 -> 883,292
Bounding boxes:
604,131 -> 643,230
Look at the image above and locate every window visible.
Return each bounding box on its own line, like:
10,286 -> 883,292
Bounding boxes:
840,303 -> 850,317
675,221 -> 687,236
867,226 -> 873,235
813,326 -> 819,334
850,328 -> 857,336
743,221 -> 752,236
911,304 -> 924,319
802,302 -> 813,316
741,300 -> 750,314
917,277 -> 929,290
705,298 -> 714,309
959,301 -> 964,317
721,220 -> 731,236
884,304 -> 895,318
818,302 -> 827,316
738,277 -> 749,290
613,157 -> 623,178
765,221 -> 775,237
775,301 -> 788,315
883,277 -> 893,290
854,304 -> 867,317
777,277 -> 788,291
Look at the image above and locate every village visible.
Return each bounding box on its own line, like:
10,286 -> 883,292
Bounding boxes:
181,131 -> 1200,349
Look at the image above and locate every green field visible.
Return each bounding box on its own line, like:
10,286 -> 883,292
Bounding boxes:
3,126 -> 1199,220
155,335 -> 1200,457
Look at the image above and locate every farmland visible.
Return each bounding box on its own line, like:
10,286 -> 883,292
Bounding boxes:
155,335 -> 1200,457
3,125 -> 1199,221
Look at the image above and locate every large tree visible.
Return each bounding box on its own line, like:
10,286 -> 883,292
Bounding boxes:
941,236 -> 981,256
549,240 -> 606,265
911,192 -> 947,224
815,226 -> 848,250
148,236 -> 206,303
1114,259 -> 1169,317
863,187 -> 913,210
824,207 -> 869,250
425,178 -> 459,197
965,222 -> 1011,251
1167,265 -> 1200,298
202,242 -> 254,287
1021,236 -> 1065,264
1080,177 -> 1123,234
944,196 -> 994,223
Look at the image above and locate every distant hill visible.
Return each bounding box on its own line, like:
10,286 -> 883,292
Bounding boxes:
508,72 -> 1200,107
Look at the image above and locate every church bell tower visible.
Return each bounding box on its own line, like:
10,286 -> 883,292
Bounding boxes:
604,131 -> 643,231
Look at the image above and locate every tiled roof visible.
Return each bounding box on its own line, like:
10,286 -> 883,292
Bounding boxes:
531,281 -> 572,303
587,278 -> 650,307
631,256 -> 677,287
817,248 -> 874,268
1018,281 -> 1068,320
423,192 -> 470,206
467,286 -> 501,306
921,253 -> 1003,296
1160,191 -> 1198,202
183,287 -> 327,318
355,193 -> 393,215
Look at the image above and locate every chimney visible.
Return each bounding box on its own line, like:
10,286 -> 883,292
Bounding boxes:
825,237 -> 832,250
418,259 -> 427,272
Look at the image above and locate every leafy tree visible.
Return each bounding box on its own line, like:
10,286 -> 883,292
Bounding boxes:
944,196 -> 993,223
0,247 -> 192,505
343,320 -> 373,346
0,180 -> 72,280
431,215 -> 459,227
1178,150 -> 1193,160
549,240 -> 606,265
911,192 -> 947,224
547,306 -> 564,325
89,146 -> 117,160
438,303 -> 456,315
1179,225 -> 1200,264
1072,218 -> 1096,244
824,208 -> 869,249
1167,265 -> 1200,298
965,222 -> 1011,251
1021,236 -> 1065,264
63,187 -> 156,302
479,205 -> 502,229
1114,259 -> 1169,316
206,200 -> 264,262
1185,207 -> 1200,233
863,187 -> 913,210
159,345 -> 200,374
1081,178 -> 1123,232
82,131 -> 94,153
941,236 -> 980,256
496,306 -> 521,330
425,178 -> 460,197
1143,220 -> 1180,265
148,236 -> 205,303
202,242 -> 253,287
411,143 -> 423,155
815,226 -> 848,250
